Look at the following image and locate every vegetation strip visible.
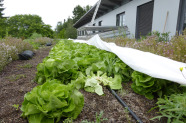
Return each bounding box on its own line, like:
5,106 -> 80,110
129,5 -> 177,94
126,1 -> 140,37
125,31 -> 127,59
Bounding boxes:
20,39 -> 186,123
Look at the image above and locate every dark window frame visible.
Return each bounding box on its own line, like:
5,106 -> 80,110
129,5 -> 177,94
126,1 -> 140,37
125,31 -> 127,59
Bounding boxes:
98,21 -> 102,26
177,0 -> 186,34
116,12 -> 125,26
98,21 -> 102,32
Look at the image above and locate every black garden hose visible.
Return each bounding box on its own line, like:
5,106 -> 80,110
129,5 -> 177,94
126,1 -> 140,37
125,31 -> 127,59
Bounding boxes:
107,86 -> 143,123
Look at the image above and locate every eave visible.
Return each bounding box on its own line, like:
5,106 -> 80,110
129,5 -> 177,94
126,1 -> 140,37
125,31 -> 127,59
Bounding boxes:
73,0 -> 133,28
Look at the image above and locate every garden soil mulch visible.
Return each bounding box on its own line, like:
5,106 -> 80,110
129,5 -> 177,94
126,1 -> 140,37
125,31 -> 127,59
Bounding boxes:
0,45 -> 165,123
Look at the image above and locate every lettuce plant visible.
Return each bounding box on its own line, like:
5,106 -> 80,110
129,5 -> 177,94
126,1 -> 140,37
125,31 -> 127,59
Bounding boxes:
131,71 -> 166,99
36,40 -> 132,86
21,80 -> 84,123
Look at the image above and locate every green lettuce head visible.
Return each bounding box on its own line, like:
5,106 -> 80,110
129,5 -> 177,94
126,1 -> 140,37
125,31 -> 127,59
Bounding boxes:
21,80 -> 84,123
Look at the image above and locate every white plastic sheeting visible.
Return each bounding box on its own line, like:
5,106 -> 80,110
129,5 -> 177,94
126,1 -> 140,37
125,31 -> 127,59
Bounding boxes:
73,34 -> 186,85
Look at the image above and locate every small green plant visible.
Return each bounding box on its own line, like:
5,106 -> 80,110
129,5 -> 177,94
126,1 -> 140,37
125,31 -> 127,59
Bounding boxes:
153,31 -> 170,42
81,111 -> 108,123
118,87 -> 128,97
12,104 -> 19,110
95,111 -> 108,123
151,93 -> 186,123
18,63 -> 33,69
0,119 -> 5,123
63,118 -> 73,123
124,107 -> 132,123
6,74 -> 26,81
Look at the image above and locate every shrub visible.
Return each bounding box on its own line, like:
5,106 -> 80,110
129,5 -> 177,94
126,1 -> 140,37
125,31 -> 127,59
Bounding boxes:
1,37 -> 33,54
29,32 -> 43,39
170,34 -> 186,63
0,37 -> 33,71
34,37 -> 53,45
0,43 -> 18,71
24,37 -> 53,49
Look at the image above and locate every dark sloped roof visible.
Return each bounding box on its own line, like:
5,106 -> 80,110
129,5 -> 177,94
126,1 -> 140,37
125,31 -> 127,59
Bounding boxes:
74,0 -> 132,28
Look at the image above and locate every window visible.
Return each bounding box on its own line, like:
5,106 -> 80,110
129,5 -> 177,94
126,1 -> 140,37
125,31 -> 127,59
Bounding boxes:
98,21 -> 102,26
183,12 -> 186,31
135,1 -> 154,39
93,23 -> 95,33
116,12 -> 126,26
98,21 -> 102,32
78,31 -> 81,36
177,0 -> 186,34
82,31 -> 84,36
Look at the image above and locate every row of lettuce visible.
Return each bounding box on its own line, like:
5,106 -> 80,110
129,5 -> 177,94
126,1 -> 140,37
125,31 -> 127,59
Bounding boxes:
21,40 -> 186,123
0,33 -> 53,71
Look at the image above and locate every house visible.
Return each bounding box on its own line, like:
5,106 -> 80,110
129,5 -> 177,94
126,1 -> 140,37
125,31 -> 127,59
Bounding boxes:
73,0 -> 186,39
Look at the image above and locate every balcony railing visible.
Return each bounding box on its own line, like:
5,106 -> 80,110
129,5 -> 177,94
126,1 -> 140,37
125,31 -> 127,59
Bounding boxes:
77,26 -> 129,40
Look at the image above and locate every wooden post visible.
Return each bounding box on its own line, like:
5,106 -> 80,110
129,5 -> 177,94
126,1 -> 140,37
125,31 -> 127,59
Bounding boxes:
163,11 -> 169,33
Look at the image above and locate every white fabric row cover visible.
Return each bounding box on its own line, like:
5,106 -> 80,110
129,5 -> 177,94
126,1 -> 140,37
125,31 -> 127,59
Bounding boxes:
73,34 -> 186,85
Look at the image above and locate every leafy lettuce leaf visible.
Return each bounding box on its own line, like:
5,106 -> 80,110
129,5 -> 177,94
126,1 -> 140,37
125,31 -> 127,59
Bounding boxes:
84,71 -> 122,95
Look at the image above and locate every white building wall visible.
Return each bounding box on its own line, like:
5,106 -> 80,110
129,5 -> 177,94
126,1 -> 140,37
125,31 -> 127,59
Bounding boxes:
152,0 -> 180,37
79,0 -> 180,38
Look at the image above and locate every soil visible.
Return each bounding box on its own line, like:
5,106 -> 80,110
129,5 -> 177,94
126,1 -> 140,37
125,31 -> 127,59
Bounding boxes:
0,46 -> 165,123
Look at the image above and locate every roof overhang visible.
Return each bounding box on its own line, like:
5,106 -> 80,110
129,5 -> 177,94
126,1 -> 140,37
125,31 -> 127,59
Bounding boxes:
73,0 -> 133,28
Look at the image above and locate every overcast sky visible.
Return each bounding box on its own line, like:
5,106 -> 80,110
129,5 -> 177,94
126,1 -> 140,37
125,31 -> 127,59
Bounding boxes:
3,0 -> 98,30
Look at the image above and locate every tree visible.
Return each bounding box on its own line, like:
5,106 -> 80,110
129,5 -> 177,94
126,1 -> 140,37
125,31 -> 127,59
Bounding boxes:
55,21 -> 63,34
84,5 -> 92,13
0,0 -> 7,38
72,5 -> 86,24
7,14 -> 54,38
58,28 -> 66,39
55,5 -> 91,39
65,18 -> 77,39
72,5 -> 92,24
0,18 -> 7,38
0,0 -> 5,18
